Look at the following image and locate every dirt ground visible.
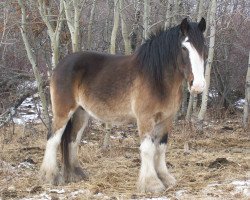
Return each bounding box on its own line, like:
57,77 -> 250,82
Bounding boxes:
0,116 -> 249,200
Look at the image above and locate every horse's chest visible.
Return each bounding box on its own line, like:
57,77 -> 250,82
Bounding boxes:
162,95 -> 182,116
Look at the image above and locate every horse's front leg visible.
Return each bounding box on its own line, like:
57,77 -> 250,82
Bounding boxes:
137,121 -> 165,193
153,119 -> 176,188
154,133 -> 176,188
138,135 -> 166,193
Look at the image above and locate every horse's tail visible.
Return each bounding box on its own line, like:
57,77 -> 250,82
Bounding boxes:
61,118 -> 72,175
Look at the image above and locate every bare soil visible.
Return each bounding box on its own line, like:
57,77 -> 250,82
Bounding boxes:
0,117 -> 249,200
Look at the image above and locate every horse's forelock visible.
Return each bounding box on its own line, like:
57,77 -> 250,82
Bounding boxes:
186,22 -> 206,57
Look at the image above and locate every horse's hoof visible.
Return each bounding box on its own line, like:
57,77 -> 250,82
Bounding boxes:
64,167 -> 89,183
39,167 -> 62,185
159,173 -> 176,188
138,176 -> 166,194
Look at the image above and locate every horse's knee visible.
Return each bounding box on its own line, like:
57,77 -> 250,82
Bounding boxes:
159,132 -> 168,144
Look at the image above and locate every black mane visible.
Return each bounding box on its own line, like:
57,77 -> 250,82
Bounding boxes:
135,21 -> 205,98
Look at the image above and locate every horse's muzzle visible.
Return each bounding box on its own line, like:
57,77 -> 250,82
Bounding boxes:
188,79 -> 206,94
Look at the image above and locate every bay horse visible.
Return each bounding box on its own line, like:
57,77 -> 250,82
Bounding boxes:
40,18 -> 207,193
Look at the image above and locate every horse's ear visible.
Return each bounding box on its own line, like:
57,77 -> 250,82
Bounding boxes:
180,18 -> 189,35
198,17 -> 206,33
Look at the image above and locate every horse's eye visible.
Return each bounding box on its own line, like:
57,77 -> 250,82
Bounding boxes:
182,46 -> 188,51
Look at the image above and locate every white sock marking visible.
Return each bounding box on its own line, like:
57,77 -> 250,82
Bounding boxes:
182,37 -> 205,93
155,144 -> 167,172
42,125 -> 66,172
140,137 -> 158,180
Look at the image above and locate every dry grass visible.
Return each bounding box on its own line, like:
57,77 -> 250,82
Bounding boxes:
0,118 -> 249,199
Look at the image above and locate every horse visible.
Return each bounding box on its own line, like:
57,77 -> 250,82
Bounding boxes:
40,18 -> 207,194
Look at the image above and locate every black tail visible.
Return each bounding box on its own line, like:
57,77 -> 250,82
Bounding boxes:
61,119 -> 72,174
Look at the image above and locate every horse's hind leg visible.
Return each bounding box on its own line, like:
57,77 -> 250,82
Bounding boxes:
62,107 -> 89,183
40,109 -> 74,185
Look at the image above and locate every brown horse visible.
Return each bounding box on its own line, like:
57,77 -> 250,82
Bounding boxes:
40,18 -> 207,193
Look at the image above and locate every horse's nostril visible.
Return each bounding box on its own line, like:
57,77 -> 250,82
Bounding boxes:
190,80 -> 193,87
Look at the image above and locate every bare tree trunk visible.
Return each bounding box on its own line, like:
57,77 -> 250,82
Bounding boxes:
131,0 -> 141,51
243,51 -> 250,131
110,0 -> 120,54
196,0 -> 204,21
164,0 -> 173,29
119,0 -> 132,55
143,0 -> 150,40
87,0 -> 96,50
172,0 -> 180,25
103,123 -> 111,149
64,0 -> 84,52
181,82 -> 188,115
18,0 -> 51,131
38,0 -> 64,69
186,94 -> 193,121
198,0 -> 217,124
204,1 -> 211,37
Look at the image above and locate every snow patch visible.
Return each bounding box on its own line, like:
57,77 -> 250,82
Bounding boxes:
13,96 -> 43,124
231,180 -> 250,196
17,161 -> 34,169
234,99 -> 246,109
208,89 -> 218,98
49,189 -> 65,194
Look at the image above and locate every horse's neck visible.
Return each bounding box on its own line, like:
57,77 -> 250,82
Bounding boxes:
164,70 -> 184,95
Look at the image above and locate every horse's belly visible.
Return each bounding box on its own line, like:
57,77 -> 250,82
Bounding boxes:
82,104 -> 136,125
89,110 -> 135,125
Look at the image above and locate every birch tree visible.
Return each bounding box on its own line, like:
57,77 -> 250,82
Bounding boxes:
172,0 -> 180,25
243,51 -> 250,131
198,0 -> 217,124
164,0 -> 173,29
120,0 -> 132,55
18,0 -> 51,130
38,0 -> 64,69
131,0 -> 141,51
87,0 -> 96,50
143,0 -> 150,40
64,0 -> 85,52
110,0 -> 120,54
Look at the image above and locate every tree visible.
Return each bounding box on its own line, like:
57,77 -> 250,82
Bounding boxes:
165,0 -> 173,29
87,0 -> 97,50
63,0 -> 85,52
18,0 -> 51,131
243,51 -> 250,130
110,0 -> 120,54
38,0 -> 64,69
119,0 -> 132,55
143,0 -> 150,40
198,0 -> 217,124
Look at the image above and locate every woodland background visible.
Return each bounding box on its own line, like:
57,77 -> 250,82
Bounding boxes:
0,0 -> 250,130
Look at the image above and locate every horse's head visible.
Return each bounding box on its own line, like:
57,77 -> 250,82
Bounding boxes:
179,18 -> 207,94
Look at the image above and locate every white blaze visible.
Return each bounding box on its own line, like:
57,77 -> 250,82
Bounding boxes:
182,37 -> 206,94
